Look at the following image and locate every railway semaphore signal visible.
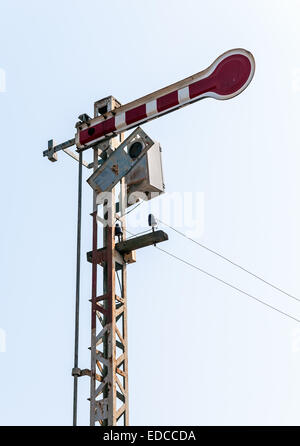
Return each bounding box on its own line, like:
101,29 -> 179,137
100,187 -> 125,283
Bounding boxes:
43,48 -> 255,426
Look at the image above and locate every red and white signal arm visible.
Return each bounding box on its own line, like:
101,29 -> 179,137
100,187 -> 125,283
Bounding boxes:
76,48 -> 255,149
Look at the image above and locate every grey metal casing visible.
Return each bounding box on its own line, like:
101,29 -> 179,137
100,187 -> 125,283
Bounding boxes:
86,127 -> 154,193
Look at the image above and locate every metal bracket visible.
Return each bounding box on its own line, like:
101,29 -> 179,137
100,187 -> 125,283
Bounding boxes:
43,138 -> 92,168
43,138 -> 75,160
62,148 -> 90,168
86,230 -> 168,263
72,367 -> 92,378
47,139 -> 58,162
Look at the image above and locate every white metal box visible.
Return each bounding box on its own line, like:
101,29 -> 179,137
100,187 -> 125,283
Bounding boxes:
125,142 -> 165,206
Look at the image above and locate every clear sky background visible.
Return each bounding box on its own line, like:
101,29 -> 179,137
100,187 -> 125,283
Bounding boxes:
1,0 -> 300,426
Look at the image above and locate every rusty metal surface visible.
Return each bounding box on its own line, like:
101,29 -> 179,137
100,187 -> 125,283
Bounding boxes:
87,230 -> 168,262
89,186 -> 129,426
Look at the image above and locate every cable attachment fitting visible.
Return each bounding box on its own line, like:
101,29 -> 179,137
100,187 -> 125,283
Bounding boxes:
72,367 -> 92,378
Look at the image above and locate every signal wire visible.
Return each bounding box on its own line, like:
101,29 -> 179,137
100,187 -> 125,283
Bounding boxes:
155,245 -> 300,324
158,219 -> 300,303
124,227 -> 300,324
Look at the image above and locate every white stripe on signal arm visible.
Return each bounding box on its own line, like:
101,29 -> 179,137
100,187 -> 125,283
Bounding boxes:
178,86 -> 190,104
146,100 -> 157,117
115,112 -> 126,130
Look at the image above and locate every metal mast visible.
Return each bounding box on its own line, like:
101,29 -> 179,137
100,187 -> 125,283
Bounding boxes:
89,97 -> 129,426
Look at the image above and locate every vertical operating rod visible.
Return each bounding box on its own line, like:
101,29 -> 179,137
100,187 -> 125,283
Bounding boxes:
90,147 -> 98,425
73,150 -> 83,426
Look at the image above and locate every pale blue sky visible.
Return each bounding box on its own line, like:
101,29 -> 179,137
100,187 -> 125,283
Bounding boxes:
1,0 -> 300,426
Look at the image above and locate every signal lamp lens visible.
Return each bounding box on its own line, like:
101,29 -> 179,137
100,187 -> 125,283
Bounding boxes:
129,141 -> 143,159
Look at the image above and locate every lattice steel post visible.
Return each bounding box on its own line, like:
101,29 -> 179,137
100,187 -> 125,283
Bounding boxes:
89,97 -> 129,426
